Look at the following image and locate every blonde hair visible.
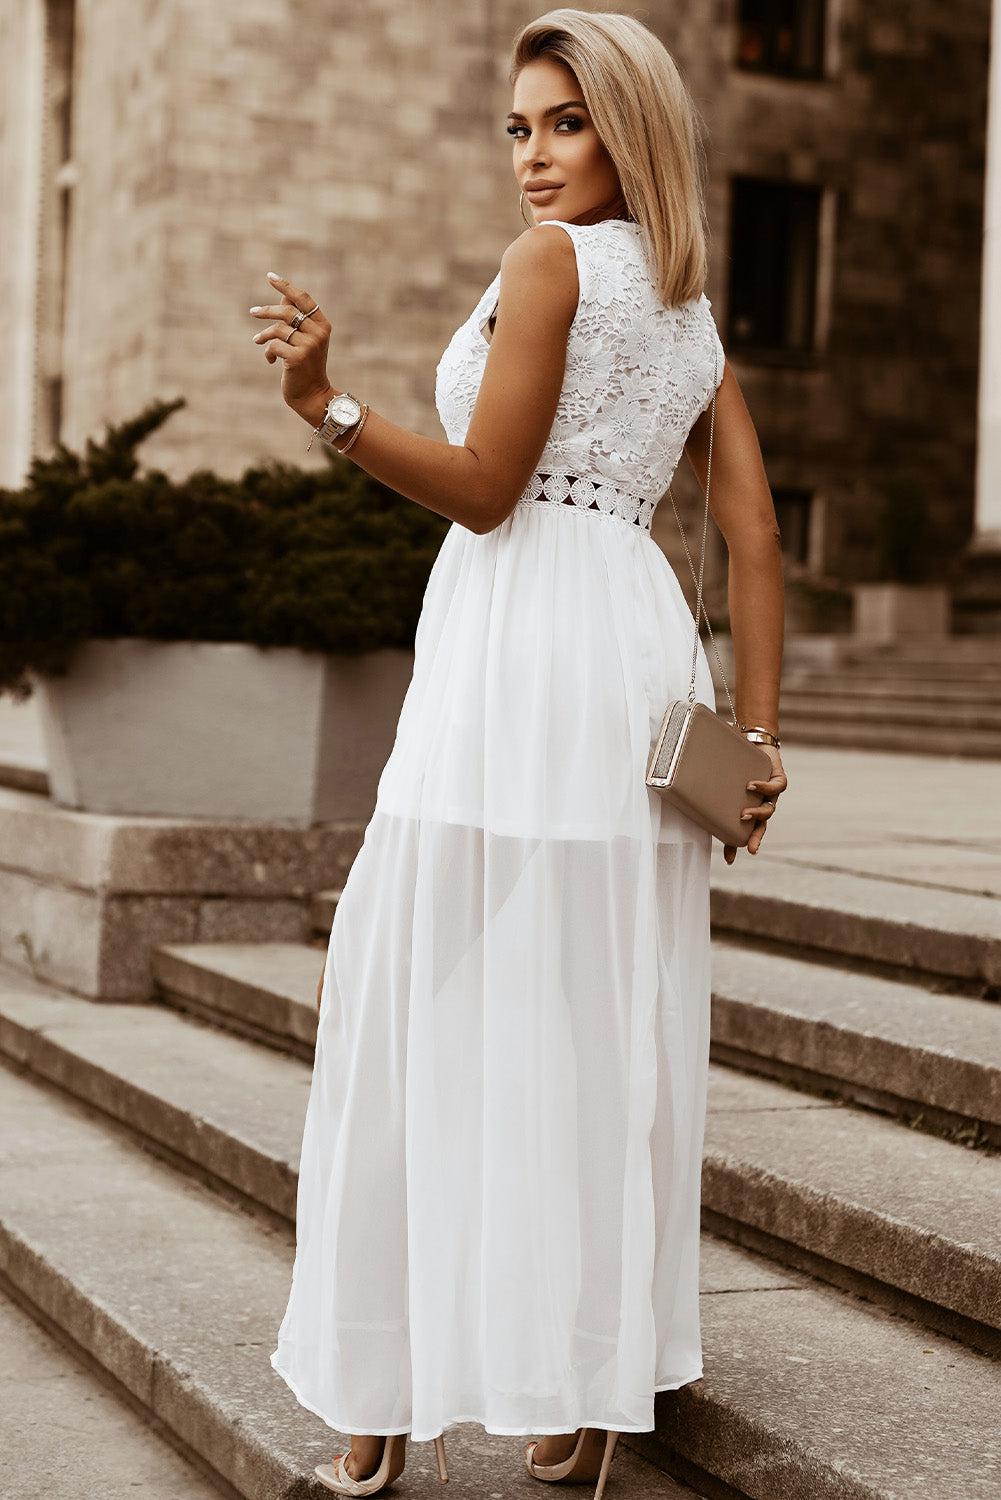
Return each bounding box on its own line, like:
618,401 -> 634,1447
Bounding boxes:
509,9 -> 713,307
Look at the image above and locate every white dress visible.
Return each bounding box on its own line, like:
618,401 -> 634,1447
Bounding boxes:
270,217 -> 725,1443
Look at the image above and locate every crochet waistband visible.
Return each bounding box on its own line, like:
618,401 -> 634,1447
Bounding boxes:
514,472 -> 657,532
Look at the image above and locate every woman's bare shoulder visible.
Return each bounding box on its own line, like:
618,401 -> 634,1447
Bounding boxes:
497,223 -> 578,313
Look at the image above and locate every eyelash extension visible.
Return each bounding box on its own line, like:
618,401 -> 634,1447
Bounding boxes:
506,116 -> 584,138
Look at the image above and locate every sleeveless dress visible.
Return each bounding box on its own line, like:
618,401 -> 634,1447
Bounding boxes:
270,217 -> 726,1443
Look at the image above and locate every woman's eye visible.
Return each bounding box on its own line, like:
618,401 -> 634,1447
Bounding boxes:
506,116 -> 584,138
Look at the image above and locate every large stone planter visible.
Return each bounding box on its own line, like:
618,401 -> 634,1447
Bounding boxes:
851,582 -> 951,643
32,638 -> 415,821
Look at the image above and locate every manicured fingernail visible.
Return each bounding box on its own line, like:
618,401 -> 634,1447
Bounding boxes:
267,271 -> 281,281
741,811 -> 752,820
249,305 -> 262,313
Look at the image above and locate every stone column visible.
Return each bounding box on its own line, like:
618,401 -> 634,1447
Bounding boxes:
960,0 -> 1001,627
0,0 -> 44,489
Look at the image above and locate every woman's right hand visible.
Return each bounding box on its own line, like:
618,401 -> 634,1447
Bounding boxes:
722,744 -> 787,865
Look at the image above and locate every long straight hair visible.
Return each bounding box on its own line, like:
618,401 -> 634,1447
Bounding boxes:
509,9 -> 713,307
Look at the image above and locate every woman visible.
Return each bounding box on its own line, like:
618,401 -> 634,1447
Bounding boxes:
253,9 -> 786,1497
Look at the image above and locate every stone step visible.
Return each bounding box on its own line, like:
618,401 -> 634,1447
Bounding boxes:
0,971 -> 308,1222
0,1286 -> 223,1499
844,639 -> 1001,662
828,659 -> 1001,681
152,940 -> 322,1060
710,859 -> 1001,991
709,936 -> 1001,1142
776,716 -> 1001,756
781,673 -> 1001,703
4,968 -> 1000,1353
775,690 -> 1001,729
703,1068 -> 1001,1354
3,1058 -> 999,1499
231,860 -> 1001,1034
230,915 -> 1001,1139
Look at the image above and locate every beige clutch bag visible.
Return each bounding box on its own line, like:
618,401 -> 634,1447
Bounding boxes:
644,340 -> 772,847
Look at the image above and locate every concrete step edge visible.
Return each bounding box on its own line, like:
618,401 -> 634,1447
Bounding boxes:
709,939 -> 1001,1135
152,942 -> 320,1060
774,726 -> 1001,757
0,1000 -> 299,1223
774,695 -> 1001,727
709,878 -> 1000,990
701,1127 -> 1001,1346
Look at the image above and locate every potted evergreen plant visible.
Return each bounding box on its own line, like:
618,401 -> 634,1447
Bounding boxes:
0,399 -> 449,820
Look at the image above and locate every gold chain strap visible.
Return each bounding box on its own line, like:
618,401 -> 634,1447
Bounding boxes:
665,338 -> 739,725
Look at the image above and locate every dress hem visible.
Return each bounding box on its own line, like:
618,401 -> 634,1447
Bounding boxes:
270,1348 -> 703,1442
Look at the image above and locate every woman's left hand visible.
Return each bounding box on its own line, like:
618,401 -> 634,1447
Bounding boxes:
249,271 -> 333,416
722,742 -> 787,865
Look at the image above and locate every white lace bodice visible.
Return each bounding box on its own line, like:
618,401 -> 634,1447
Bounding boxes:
434,218 -> 725,532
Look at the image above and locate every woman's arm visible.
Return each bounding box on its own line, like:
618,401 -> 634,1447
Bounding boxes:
682,364 -> 784,737
264,226 -> 580,536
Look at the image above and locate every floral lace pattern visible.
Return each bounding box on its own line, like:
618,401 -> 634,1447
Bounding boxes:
434,219 -> 725,530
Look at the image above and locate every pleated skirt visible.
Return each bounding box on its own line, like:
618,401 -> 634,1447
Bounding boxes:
270,497 -> 715,1440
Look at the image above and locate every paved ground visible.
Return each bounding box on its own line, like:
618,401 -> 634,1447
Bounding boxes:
710,740 -> 1001,896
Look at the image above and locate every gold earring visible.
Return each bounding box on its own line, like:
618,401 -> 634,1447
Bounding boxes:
519,190 -> 533,227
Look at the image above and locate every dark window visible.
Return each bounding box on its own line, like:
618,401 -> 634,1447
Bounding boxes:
45,375 -> 64,448
772,487 -> 812,564
737,0 -> 826,79
727,176 -> 821,354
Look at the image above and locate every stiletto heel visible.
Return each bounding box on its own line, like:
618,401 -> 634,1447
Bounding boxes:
593,1430 -> 620,1499
315,1430 -> 447,1495
524,1427 -> 621,1497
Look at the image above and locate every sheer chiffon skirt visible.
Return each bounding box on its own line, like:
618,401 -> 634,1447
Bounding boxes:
270,501 -> 715,1440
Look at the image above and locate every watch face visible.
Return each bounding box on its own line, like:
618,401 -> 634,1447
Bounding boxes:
329,395 -> 361,426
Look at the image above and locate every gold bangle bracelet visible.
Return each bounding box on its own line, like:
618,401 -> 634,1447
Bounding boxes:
740,725 -> 781,747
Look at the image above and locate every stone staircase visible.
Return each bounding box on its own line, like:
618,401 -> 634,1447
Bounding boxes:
1,851 -> 999,1497
712,636 -> 1001,756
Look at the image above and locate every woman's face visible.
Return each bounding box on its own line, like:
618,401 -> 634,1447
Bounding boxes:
508,57 -> 628,227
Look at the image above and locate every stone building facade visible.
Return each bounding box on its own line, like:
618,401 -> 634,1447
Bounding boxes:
0,0 -> 991,587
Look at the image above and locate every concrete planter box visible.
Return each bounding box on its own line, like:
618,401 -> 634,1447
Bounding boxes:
32,638 -> 415,822
851,582 -> 951,643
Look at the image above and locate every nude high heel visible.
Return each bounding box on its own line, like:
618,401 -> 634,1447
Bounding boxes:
315,1430 -> 448,1495
524,1427 -> 621,1499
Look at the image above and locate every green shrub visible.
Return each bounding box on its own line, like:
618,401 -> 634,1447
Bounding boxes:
0,397 -> 451,700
